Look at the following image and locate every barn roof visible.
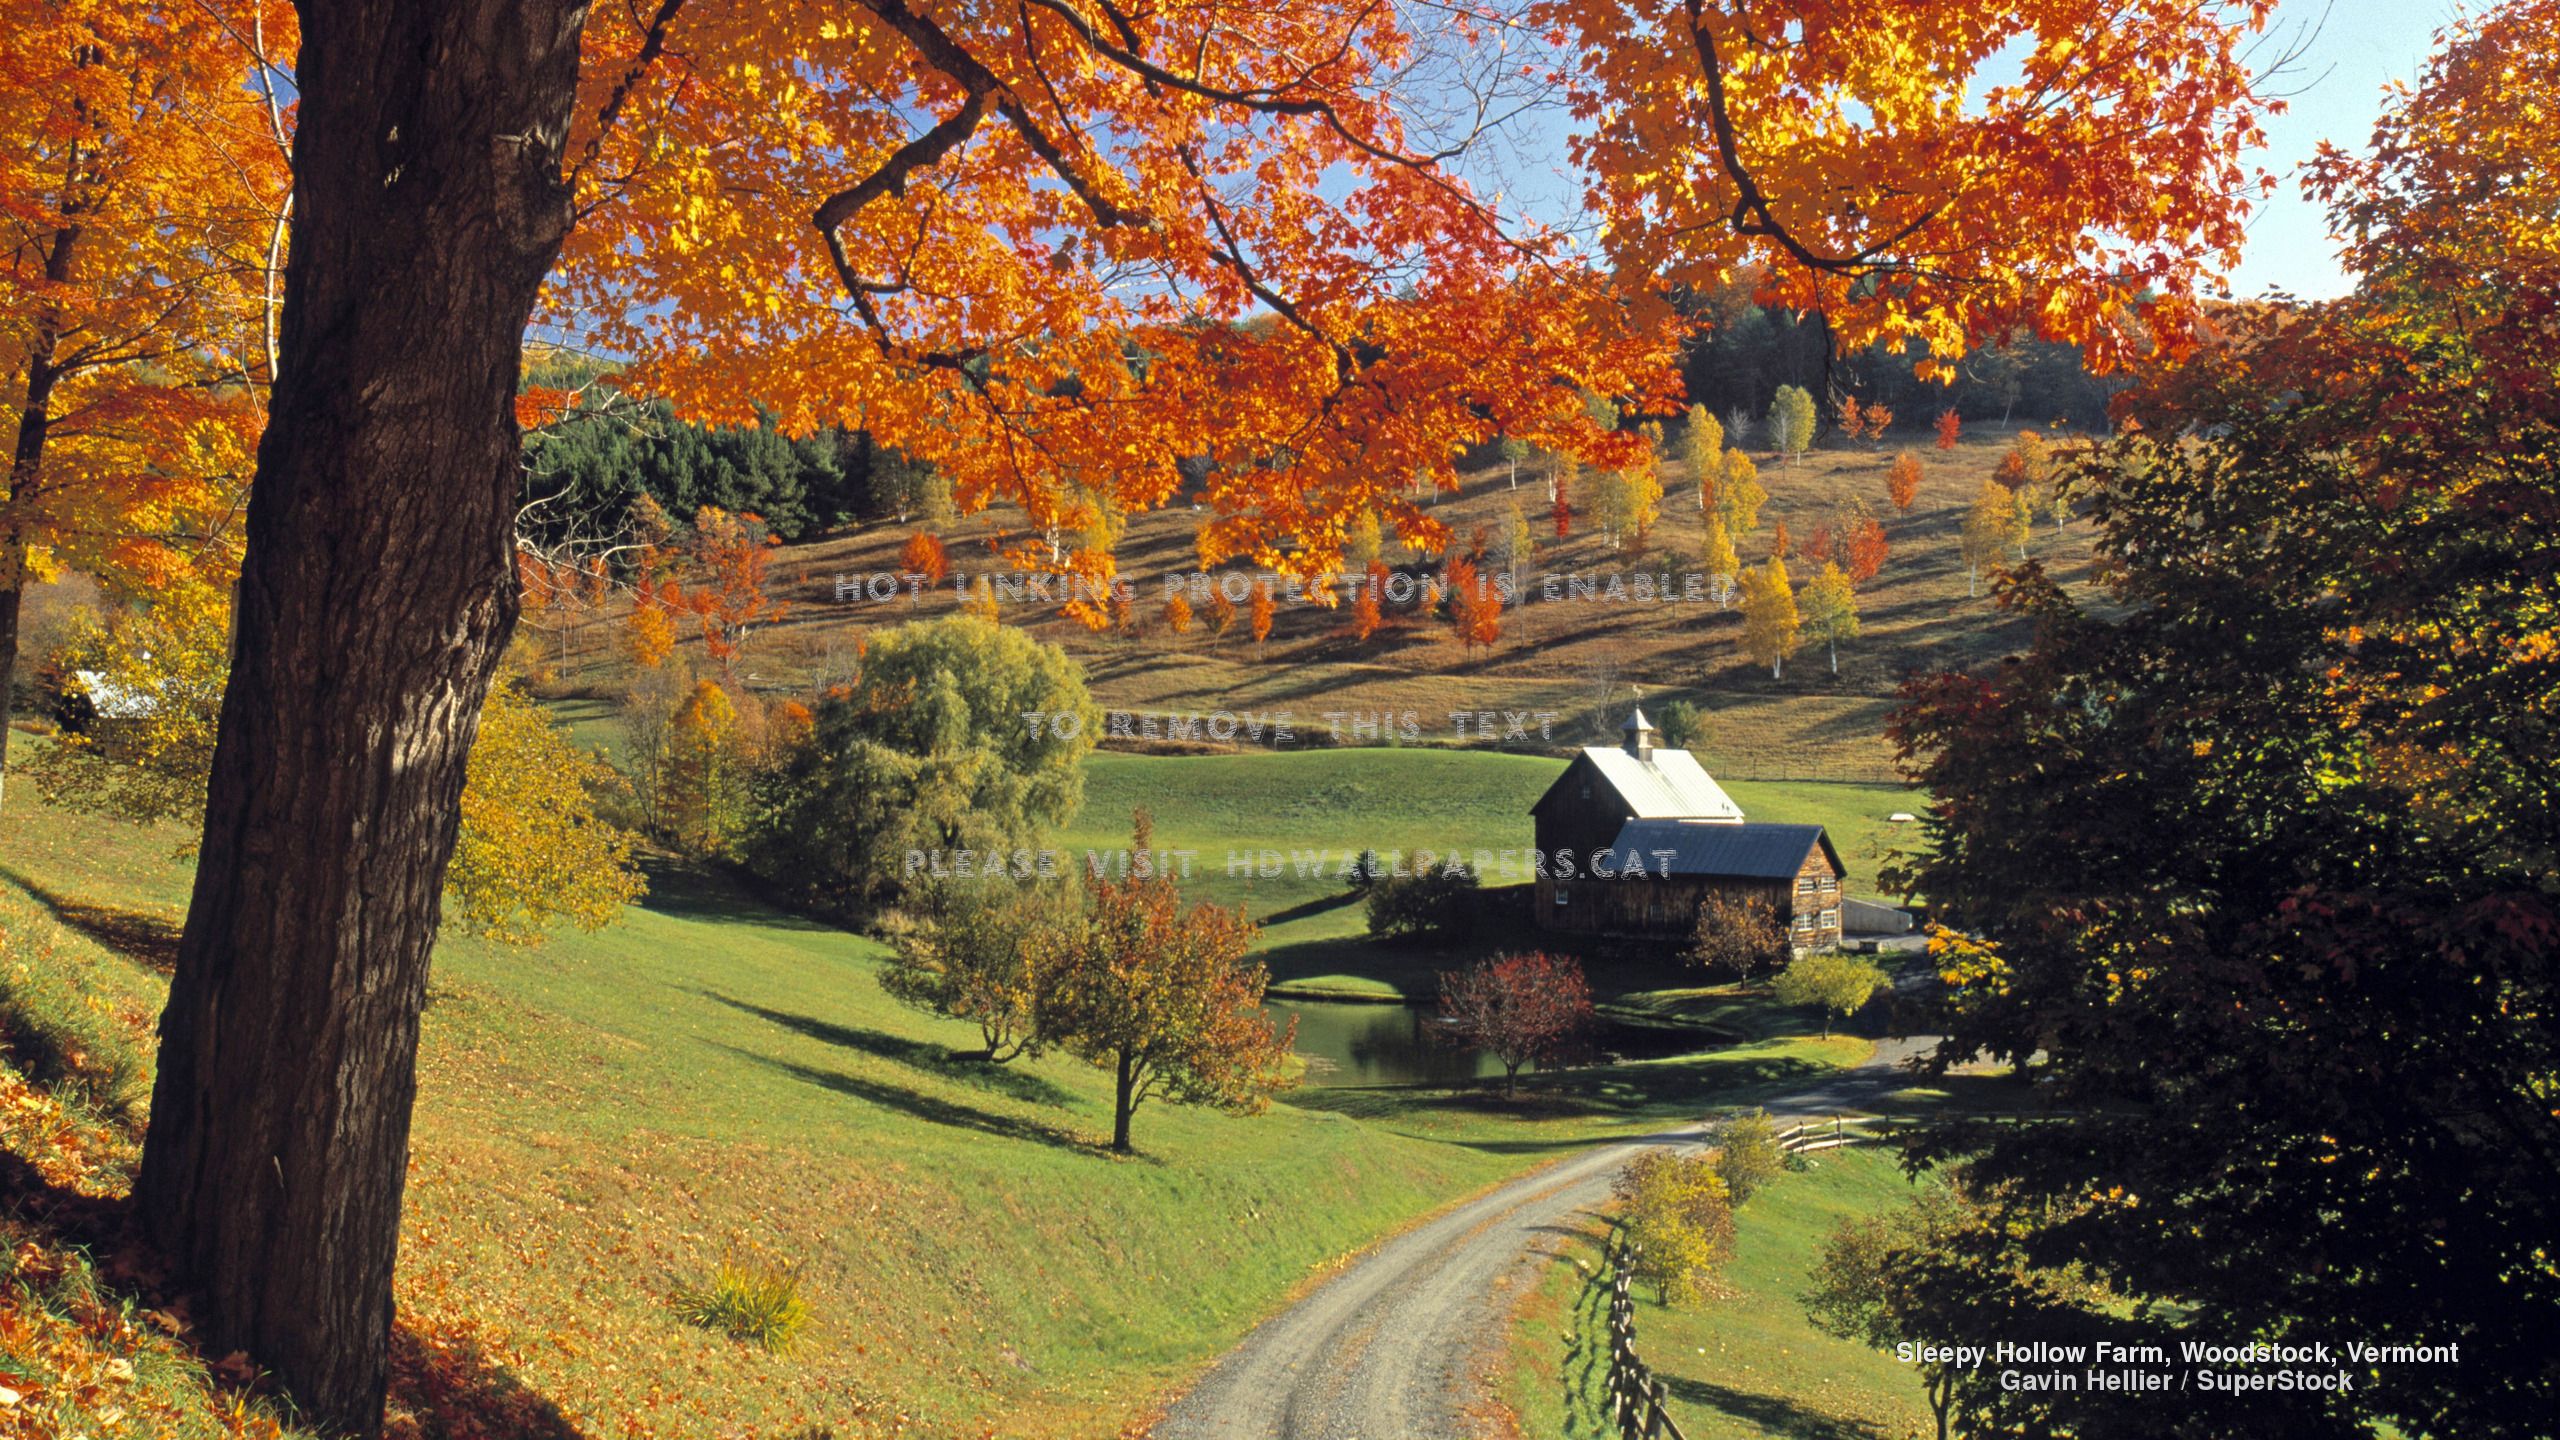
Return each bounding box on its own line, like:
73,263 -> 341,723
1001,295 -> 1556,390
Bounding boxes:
1602,819 -> 1841,879
1570,745 -> 1745,822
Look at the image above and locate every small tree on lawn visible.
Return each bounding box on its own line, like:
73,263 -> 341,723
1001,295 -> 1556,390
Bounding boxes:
1679,403 -> 1724,511
1844,515 -> 1890,584
1701,517 -> 1741,605
1347,570 -> 1385,642
1436,951 -> 1593,1097
1345,849 -> 1385,892
1044,811 -> 1296,1152
883,883 -> 1080,1062
1713,1109 -> 1786,1204
1161,591 -> 1194,637
1207,589 -> 1239,638
1448,557 -> 1504,654
1499,500 -> 1535,587
1345,512 -> 1384,571
1498,436 -> 1532,489
1248,579 -> 1276,647
898,530 -> 949,598
1740,557 -> 1801,679
1716,450 -> 1766,534
1686,891 -> 1785,981
1960,478 -> 2024,596
1772,952 -> 1889,1038
1934,408 -> 1962,451
1886,450 -> 1924,512
1614,1151 -> 1736,1306
1768,384 -> 1817,463
1798,562 -> 1862,674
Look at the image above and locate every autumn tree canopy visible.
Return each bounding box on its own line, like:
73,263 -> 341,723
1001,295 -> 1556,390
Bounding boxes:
1883,9 -> 2560,1434
545,0 -> 2279,607
38,0 -> 2289,1430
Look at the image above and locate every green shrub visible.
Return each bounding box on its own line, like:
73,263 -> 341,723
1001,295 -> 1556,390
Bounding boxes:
671,1258 -> 812,1352
1613,1151 -> 1735,1307
1712,1108 -> 1786,1204
1363,862 -> 1480,942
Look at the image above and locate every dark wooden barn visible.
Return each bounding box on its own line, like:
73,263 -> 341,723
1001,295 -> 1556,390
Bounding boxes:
1531,710 -> 1845,954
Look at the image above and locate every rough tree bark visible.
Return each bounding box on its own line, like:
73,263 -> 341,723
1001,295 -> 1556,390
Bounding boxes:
133,2 -> 590,1433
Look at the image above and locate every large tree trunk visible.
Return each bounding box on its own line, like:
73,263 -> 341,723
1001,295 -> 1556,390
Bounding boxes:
133,4 -> 588,1434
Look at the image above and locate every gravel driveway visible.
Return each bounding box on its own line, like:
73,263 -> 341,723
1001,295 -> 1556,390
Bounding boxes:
1150,1037 -> 1938,1440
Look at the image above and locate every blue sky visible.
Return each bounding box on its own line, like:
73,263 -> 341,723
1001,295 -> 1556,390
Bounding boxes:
1452,0 -> 2460,304
2232,0 -> 2458,298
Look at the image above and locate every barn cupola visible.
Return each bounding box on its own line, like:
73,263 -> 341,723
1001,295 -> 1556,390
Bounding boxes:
1621,706 -> 1658,760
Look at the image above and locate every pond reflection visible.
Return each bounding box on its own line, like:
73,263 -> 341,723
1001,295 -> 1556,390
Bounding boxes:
1275,998 -> 1704,1088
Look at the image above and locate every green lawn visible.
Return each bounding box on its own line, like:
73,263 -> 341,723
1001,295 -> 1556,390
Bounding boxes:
1510,1149 -> 1936,1440
0,770 -> 1878,1439
1060,750 -> 1920,1000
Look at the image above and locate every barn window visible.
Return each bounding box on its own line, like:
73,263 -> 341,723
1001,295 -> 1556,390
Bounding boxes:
1796,876 -> 1817,895
1820,909 -> 1839,929
1794,913 -> 1815,933
1818,875 -> 1838,893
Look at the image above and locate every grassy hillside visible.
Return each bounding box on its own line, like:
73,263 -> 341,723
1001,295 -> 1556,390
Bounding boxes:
1508,1149 -> 1934,1440
535,427 -> 2093,786
0,768 -> 1882,1438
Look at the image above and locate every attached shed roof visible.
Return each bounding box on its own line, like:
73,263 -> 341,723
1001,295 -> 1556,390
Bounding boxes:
1569,745 -> 1745,822
1602,819 -> 1841,879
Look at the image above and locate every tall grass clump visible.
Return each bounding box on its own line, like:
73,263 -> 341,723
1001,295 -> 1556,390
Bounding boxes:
671,1257 -> 812,1352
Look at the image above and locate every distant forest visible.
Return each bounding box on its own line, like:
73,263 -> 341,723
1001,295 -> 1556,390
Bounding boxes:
1672,279 -> 2128,433
520,297 -> 2117,548
515,353 -> 947,547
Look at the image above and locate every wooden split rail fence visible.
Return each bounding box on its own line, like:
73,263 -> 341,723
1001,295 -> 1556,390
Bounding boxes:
1599,1234 -> 1687,1440
1775,1115 -> 1878,1154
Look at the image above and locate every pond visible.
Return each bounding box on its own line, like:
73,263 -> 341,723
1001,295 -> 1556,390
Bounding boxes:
1274,997 -> 1708,1089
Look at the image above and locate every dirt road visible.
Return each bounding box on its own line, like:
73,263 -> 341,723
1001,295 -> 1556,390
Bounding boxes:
1150,1038 -> 1935,1440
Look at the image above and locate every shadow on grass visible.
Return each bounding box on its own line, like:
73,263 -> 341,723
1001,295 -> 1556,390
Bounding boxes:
1258,891 -> 1361,926
0,865 -> 181,973
712,1043 -> 1101,1156
635,857 -> 836,932
0,1143 -> 590,1440
702,993 -> 1075,1107
1288,1049 -> 1833,1149
389,1324 -> 590,1439
1661,1376 -> 1898,1440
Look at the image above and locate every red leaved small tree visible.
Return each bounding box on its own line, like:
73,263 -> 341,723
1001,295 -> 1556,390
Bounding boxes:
1887,451 -> 1923,512
1437,951 -> 1593,1097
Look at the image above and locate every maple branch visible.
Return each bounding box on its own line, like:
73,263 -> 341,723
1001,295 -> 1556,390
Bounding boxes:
1177,148 -> 1357,389
571,0 -> 690,187
1680,0 -> 1953,280
812,92 -> 999,376
852,0 -> 1150,231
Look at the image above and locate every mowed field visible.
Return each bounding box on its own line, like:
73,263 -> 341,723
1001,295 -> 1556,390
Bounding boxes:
0,758 -> 1887,1439
1056,749 -> 1918,999
0,795 -> 1531,1438
626,426 -> 2102,785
